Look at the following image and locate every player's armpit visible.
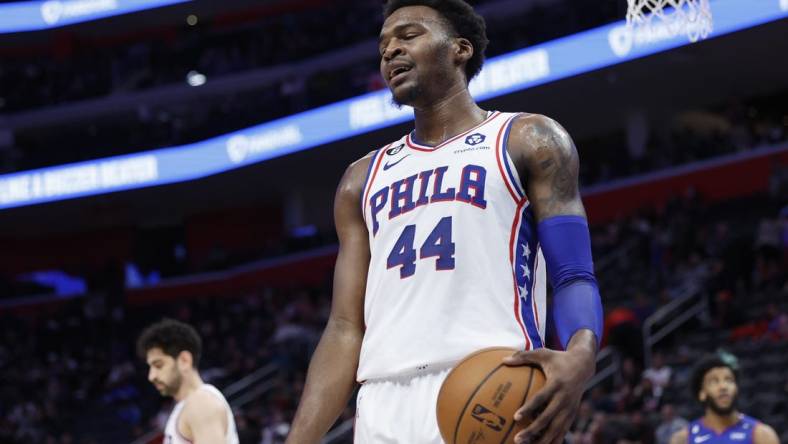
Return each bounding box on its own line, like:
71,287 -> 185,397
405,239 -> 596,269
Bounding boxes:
753,422 -> 780,444
506,113 -> 585,222
669,428 -> 688,444
181,391 -> 228,444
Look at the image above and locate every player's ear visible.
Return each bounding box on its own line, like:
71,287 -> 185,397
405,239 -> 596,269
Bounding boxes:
454,37 -> 473,65
177,350 -> 193,369
698,391 -> 706,402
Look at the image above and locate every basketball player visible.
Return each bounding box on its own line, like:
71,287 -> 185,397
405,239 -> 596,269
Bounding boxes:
669,355 -> 778,444
137,318 -> 239,444
287,1 -> 602,443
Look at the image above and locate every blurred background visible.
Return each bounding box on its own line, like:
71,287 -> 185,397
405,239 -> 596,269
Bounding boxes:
0,0 -> 786,443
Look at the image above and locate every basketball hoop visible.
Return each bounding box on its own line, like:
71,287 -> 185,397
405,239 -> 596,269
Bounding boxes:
626,0 -> 713,42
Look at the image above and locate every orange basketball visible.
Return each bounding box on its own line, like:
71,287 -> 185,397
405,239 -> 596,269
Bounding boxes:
436,347 -> 546,444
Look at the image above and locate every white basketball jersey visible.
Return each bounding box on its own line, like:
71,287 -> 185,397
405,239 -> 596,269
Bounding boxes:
164,384 -> 239,444
358,111 -> 547,381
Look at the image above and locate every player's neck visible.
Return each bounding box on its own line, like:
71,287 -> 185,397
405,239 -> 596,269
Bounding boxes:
412,86 -> 487,147
174,372 -> 204,402
703,410 -> 740,433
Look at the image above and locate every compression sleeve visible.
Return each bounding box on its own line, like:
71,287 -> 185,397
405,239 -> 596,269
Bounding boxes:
538,215 -> 603,349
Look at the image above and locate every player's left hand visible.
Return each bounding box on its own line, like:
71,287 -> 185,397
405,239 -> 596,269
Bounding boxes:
503,347 -> 595,444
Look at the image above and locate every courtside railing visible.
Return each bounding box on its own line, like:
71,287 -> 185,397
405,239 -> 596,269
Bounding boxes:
642,280 -> 707,369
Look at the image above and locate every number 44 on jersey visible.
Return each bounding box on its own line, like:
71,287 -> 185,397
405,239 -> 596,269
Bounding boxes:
387,216 -> 455,278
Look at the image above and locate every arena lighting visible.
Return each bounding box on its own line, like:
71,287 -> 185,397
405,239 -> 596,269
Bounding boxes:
186,70 -> 207,87
0,0 -> 192,34
0,0 -> 785,210
291,225 -> 319,238
186,14 -> 198,26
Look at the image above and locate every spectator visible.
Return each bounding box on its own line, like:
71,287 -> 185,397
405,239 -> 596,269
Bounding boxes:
766,304 -> 788,340
655,404 -> 688,444
568,400 -> 595,443
622,411 -> 655,444
643,352 -> 672,399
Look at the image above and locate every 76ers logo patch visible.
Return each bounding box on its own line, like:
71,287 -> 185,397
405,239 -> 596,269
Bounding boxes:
465,133 -> 486,146
386,144 -> 405,155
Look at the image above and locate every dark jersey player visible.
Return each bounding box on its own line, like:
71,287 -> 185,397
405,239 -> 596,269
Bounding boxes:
670,354 -> 779,444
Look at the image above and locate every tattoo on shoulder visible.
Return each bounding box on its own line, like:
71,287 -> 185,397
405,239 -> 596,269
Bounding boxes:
543,148 -> 575,202
539,158 -> 554,170
523,117 -> 582,217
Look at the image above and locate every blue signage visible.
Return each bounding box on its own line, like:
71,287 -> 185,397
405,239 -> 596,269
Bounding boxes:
0,0 -> 785,209
0,0 -> 191,34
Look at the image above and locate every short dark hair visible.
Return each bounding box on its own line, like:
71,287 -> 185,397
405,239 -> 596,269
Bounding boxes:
690,354 -> 738,400
383,0 -> 489,82
137,318 -> 202,368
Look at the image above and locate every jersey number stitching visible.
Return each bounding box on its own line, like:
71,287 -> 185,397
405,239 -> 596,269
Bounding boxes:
386,216 -> 455,278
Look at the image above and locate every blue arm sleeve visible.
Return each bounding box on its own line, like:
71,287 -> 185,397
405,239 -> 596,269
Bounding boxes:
538,215 -> 603,349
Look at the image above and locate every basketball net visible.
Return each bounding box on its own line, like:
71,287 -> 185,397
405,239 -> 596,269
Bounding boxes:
626,0 -> 713,42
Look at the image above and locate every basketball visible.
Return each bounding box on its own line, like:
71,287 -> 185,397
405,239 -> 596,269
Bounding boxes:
436,347 -> 546,444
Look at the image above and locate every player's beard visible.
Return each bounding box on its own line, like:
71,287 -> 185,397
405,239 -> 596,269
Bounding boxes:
159,370 -> 183,397
705,392 -> 737,416
391,77 -> 424,108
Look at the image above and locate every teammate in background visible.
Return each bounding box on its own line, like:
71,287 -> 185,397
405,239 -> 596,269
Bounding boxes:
669,354 -> 779,444
287,0 -> 603,442
137,318 -> 239,444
